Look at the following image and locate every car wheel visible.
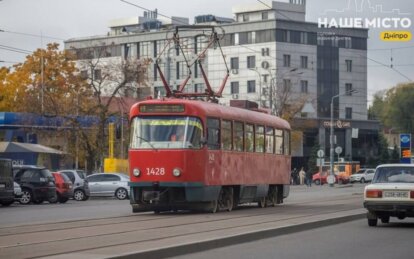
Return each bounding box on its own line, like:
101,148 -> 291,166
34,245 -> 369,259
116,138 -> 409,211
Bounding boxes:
73,190 -> 85,201
20,189 -> 33,205
115,188 -> 128,200
381,216 -> 390,224
338,179 -> 343,185
368,218 -> 377,227
314,179 -> 320,185
33,198 -> 44,204
48,194 -> 58,204
58,197 -> 69,203
360,178 -> 366,184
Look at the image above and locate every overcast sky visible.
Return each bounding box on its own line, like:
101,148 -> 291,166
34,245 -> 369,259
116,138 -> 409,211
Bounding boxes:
0,0 -> 413,102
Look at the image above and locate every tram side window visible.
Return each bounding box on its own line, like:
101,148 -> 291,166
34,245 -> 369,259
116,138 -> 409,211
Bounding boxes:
255,125 -> 265,153
245,124 -> 254,152
222,120 -> 232,150
275,129 -> 284,155
284,130 -> 290,155
265,127 -> 274,154
233,121 -> 244,152
207,118 -> 220,150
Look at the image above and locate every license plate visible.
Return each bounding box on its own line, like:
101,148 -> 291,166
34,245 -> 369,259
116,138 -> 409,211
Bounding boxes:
384,191 -> 408,198
0,184 -> 5,188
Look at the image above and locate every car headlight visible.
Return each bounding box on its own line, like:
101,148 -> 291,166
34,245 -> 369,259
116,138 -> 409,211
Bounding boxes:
133,168 -> 141,177
172,168 -> 181,177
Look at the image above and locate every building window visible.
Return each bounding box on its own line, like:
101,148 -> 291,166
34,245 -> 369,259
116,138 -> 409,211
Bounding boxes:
93,69 -> 101,81
230,57 -> 239,70
283,79 -> 291,92
231,82 -> 239,94
345,107 -> 352,119
300,80 -> 308,93
345,83 -> 353,95
283,54 -> 291,67
247,80 -> 256,93
80,70 -> 88,80
247,56 -> 256,69
242,14 -> 249,22
247,31 -> 256,44
138,41 -> 151,58
346,60 -> 352,72
300,32 -> 308,44
301,56 -> 308,69
262,11 -> 268,20
194,83 -> 204,93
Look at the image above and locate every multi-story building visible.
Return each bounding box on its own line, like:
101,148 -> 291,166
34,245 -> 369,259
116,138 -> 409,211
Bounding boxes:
65,0 -> 379,167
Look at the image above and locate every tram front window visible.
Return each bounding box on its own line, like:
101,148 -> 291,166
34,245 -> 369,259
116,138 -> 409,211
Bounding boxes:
130,116 -> 203,149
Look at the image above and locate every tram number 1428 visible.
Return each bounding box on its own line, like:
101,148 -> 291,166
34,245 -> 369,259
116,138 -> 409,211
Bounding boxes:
146,168 -> 166,176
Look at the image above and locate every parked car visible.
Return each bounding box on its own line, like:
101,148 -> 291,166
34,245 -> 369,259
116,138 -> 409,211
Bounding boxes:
0,159 -> 15,206
57,170 -> 90,201
364,164 -> 414,226
312,171 -> 349,185
86,173 -> 130,200
350,168 -> 375,183
13,165 -> 57,204
52,172 -> 73,203
14,181 -> 22,202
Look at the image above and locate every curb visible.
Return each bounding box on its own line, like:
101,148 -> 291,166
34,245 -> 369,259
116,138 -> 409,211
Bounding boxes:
112,212 -> 366,259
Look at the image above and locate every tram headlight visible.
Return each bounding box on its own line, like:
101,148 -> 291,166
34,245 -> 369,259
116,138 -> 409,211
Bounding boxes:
133,168 -> 141,177
172,168 -> 181,177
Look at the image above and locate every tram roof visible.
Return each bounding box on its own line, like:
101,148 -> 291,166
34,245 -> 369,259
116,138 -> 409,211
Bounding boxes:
130,98 -> 290,130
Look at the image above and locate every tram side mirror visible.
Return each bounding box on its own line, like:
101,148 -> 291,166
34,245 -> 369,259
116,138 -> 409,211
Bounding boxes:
200,136 -> 207,146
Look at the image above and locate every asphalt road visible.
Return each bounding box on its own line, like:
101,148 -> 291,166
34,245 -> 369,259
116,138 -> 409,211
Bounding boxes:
172,218 -> 414,259
0,184 -> 365,227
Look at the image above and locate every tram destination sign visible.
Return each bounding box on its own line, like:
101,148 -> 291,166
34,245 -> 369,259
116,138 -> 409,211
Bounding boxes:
140,104 -> 185,113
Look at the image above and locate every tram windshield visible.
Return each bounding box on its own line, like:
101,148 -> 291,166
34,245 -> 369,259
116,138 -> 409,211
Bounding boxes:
130,116 -> 203,149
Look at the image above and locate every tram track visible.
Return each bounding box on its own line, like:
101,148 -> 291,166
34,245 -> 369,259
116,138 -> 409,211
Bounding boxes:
0,195 -> 364,258
0,194 -> 361,237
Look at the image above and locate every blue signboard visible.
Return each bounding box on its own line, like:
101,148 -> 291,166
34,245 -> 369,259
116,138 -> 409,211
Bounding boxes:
400,134 -> 411,164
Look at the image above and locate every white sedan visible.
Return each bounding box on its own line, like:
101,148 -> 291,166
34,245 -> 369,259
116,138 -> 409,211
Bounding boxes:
350,168 -> 375,183
364,164 -> 414,226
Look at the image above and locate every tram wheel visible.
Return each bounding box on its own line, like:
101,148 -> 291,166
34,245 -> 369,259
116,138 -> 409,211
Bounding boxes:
267,187 -> 277,207
225,187 -> 234,212
258,197 -> 266,208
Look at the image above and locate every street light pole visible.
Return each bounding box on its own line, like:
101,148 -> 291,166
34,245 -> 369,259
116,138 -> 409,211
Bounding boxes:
329,94 -> 338,187
329,89 -> 357,187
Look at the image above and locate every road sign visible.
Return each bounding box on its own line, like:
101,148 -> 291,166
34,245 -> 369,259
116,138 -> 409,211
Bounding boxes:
317,150 -> 324,158
327,175 -> 335,185
335,146 -> 342,154
317,158 -> 324,166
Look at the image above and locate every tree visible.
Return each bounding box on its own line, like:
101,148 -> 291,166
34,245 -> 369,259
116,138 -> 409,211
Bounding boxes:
390,145 -> 400,163
70,44 -> 149,172
370,83 -> 414,134
307,143 -> 321,175
377,133 -> 390,164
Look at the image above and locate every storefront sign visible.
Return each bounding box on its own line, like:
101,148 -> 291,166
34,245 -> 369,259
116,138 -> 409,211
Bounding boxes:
323,120 -> 351,128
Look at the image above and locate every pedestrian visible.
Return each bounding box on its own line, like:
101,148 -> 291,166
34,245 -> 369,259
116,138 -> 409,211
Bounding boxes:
291,168 -> 297,185
306,169 -> 313,187
299,167 -> 305,185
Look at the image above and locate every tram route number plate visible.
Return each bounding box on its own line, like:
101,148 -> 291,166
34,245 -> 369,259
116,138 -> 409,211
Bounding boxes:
143,191 -> 160,201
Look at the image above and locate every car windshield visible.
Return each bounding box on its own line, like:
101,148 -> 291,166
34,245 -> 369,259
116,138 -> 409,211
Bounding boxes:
76,170 -> 86,179
372,167 -> 414,183
130,116 -> 203,149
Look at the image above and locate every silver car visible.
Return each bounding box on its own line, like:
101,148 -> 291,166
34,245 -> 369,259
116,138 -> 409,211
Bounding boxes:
350,168 -> 376,183
86,173 -> 130,200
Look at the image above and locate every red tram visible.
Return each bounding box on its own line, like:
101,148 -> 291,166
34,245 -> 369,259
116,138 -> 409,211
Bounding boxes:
128,98 -> 291,213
